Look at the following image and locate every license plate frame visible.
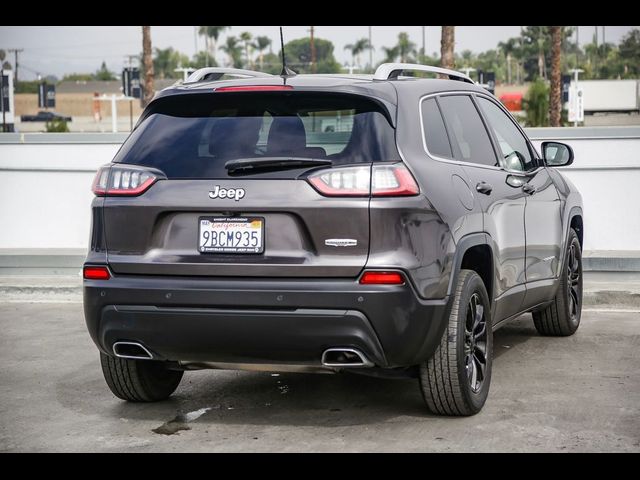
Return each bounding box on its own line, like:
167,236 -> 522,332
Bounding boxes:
198,216 -> 265,254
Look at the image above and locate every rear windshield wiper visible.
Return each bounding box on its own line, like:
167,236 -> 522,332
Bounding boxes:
225,157 -> 332,174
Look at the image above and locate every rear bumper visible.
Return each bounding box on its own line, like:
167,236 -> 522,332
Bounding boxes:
83,273 -> 451,368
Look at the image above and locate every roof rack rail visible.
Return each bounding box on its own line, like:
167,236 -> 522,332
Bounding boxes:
185,67 -> 273,84
374,63 -> 474,84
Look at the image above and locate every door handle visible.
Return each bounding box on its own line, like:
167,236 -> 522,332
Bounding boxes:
523,183 -> 536,195
476,182 -> 493,195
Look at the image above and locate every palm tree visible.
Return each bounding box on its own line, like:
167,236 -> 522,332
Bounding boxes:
549,26 -> 563,127
498,38 -> 519,84
396,32 -> 416,63
220,36 -> 243,68
239,31 -> 253,69
142,26 -> 154,107
382,46 -> 399,63
253,36 -> 272,70
344,38 -> 372,69
198,26 -> 230,66
441,26 -> 455,69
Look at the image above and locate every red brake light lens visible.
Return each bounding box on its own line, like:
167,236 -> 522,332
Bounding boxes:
214,85 -> 294,92
359,271 -> 405,285
307,164 -> 419,197
83,266 -> 111,280
92,165 -> 163,197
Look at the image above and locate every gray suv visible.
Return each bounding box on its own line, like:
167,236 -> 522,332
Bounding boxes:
84,64 -> 583,416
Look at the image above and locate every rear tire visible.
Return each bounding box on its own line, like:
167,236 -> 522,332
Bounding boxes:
532,229 -> 582,337
100,353 -> 183,402
419,269 -> 493,416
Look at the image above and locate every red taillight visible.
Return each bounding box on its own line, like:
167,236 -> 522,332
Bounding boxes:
307,164 -> 419,198
83,266 -> 111,280
214,85 -> 294,92
92,165 -> 163,197
359,271 -> 405,285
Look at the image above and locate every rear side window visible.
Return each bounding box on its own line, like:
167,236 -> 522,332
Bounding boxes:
114,92 -> 400,179
438,95 -> 498,167
421,98 -> 452,158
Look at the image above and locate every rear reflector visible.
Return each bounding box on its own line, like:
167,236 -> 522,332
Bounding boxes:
83,266 -> 111,280
359,271 -> 405,285
215,85 -> 294,92
92,164 -> 164,197
307,164 -> 419,197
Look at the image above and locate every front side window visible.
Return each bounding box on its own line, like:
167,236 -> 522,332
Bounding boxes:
477,97 -> 536,172
438,95 -> 498,167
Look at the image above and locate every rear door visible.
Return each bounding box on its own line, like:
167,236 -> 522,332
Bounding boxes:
102,91 -> 401,278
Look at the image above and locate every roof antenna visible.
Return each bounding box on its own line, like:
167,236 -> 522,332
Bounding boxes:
279,26 -> 297,79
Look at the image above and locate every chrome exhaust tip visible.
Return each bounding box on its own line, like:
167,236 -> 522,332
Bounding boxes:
112,342 -> 154,360
321,348 -> 373,368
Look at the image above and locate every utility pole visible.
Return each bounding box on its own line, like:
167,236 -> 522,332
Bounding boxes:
602,26 -> 606,46
194,26 -> 198,56
8,48 -> 23,83
310,26 -> 316,73
422,26 -> 426,59
576,26 -> 579,67
368,26 -> 373,71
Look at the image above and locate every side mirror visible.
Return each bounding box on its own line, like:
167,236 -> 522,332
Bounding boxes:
542,141 -> 574,167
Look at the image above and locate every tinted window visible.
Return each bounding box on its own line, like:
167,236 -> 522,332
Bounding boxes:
422,98 -> 452,158
478,97 -> 535,172
438,95 -> 497,167
114,92 -> 400,179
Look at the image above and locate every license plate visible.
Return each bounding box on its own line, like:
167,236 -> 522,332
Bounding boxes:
198,217 -> 264,254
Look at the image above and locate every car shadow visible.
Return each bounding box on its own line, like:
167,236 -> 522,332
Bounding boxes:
58,315 -> 539,430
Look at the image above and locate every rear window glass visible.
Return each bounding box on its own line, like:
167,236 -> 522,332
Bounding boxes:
114,92 -> 400,179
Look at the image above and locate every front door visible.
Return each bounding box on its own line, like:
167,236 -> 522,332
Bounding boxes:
474,95 -> 563,309
437,94 -> 527,321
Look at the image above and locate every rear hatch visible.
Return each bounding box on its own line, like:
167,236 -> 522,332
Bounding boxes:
99,89 -> 405,278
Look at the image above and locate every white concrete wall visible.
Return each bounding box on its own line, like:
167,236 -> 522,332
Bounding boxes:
0,128 -> 639,253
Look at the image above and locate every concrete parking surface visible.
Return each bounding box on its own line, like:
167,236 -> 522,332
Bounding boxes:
0,302 -> 638,452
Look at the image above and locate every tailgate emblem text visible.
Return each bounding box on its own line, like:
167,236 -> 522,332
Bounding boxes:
325,239 -> 358,247
209,186 -> 245,201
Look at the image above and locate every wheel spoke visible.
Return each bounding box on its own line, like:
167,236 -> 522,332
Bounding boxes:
474,304 -> 484,330
470,358 -> 478,390
474,354 -> 486,382
570,287 -> 579,312
474,322 -> 486,341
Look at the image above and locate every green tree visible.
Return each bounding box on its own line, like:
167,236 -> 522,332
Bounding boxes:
618,28 -> 640,76
523,78 -> 549,127
396,32 -> 417,63
191,51 -> 218,69
279,37 -> 341,74
62,73 -> 94,82
220,36 -> 243,68
382,46 -> 399,63
344,38 -> 372,68
258,53 -> 281,75
239,31 -> 253,68
153,47 -> 190,79
94,61 -> 114,81
198,26 -> 230,66
253,36 -> 272,70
